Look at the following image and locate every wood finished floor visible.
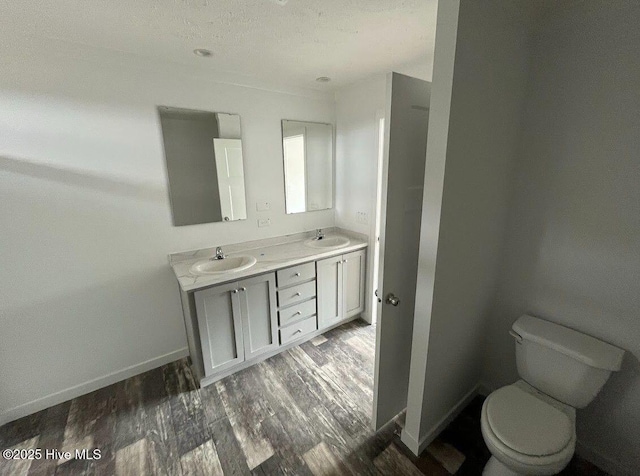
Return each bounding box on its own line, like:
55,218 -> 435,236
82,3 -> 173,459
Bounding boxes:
1,320 -> 609,476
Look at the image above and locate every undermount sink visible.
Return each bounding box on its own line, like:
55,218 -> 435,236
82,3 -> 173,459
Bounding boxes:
304,235 -> 351,250
190,255 -> 257,275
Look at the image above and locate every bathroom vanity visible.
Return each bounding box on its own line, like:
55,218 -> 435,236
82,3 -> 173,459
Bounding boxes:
169,229 -> 367,387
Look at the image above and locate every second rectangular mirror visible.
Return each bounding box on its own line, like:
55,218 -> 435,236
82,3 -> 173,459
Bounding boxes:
282,120 -> 333,214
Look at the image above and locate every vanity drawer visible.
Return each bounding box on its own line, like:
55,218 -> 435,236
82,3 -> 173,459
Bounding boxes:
278,298 -> 316,327
279,315 -> 317,345
277,262 -> 316,288
277,280 -> 316,308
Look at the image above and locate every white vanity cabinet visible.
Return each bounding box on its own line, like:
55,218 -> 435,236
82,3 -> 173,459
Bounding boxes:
194,272 -> 277,377
317,249 -> 366,330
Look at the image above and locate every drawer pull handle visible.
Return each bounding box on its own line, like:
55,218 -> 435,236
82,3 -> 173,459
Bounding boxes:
294,292 -> 302,297
294,272 -> 301,277
294,329 -> 302,335
294,311 -> 302,316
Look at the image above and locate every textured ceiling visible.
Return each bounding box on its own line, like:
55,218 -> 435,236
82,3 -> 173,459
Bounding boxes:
0,0 -> 437,90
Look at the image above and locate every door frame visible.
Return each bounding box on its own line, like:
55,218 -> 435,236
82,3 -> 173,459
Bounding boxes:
370,110 -> 386,324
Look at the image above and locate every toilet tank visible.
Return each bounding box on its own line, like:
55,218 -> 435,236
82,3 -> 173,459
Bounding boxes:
511,315 -> 625,408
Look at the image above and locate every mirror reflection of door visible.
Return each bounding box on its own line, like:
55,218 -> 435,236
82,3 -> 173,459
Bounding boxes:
158,107 -> 248,226
213,138 -> 247,221
281,120 -> 333,214
283,127 -> 307,214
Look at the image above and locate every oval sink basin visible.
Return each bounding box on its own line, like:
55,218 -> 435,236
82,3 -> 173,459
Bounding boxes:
304,236 -> 351,250
190,255 -> 257,275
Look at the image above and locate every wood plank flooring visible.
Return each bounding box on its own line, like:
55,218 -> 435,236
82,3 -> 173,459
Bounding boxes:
1,319 -> 609,475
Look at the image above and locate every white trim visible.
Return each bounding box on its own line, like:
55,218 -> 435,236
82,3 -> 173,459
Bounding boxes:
400,427 -> 421,455
401,384 -> 480,455
0,347 -> 189,426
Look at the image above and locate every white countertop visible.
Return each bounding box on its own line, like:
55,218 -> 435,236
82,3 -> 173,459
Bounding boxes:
169,229 -> 367,292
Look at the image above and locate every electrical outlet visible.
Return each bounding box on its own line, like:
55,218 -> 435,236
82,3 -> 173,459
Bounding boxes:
256,200 -> 271,212
356,211 -> 369,224
258,218 -> 271,227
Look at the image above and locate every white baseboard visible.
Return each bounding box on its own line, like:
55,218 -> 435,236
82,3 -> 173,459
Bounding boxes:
400,427 -> 421,455
0,347 -> 189,427
401,384 -> 480,456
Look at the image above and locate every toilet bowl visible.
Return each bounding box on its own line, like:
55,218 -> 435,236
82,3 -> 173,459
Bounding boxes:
481,381 -> 575,475
481,315 -> 624,476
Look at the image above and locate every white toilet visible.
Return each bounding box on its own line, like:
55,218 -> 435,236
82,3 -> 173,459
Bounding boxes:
481,315 -> 625,476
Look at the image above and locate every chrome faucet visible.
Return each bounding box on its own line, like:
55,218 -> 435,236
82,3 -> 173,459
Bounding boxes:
315,229 -> 325,240
211,247 -> 225,260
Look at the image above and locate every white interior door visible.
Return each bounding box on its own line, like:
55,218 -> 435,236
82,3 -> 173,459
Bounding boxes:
213,138 -> 247,221
372,72 -> 430,429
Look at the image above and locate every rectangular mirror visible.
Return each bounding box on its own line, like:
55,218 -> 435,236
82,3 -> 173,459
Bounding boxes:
159,106 -> 247,226
282,120 -> 333,214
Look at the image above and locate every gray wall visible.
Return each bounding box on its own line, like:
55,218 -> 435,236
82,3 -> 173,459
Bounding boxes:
483,2 -> 640,473
0,40 -> 335,424
403,0 -> 532,451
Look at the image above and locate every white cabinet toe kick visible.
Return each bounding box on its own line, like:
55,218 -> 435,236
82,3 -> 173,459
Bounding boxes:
178,248 -> 366,386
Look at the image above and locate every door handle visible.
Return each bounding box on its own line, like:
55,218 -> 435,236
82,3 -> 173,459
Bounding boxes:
385,293 -> 400,306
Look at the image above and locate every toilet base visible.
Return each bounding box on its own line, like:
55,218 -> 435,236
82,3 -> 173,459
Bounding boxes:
483,456 -> 523,476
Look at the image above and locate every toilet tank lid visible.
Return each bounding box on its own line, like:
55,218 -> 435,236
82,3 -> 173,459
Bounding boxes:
512,315 -> 625,371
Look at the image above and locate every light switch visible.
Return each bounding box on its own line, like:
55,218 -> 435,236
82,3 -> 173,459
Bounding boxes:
256,201 -> 271,212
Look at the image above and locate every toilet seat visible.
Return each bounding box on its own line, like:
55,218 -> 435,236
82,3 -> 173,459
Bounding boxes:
487,385 -> 572,456
481,381 -> 576,475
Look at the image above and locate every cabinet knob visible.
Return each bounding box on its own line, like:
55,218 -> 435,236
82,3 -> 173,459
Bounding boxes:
232,289 -> 238,294
294,272 -> 301,277
240,287 -> 247,292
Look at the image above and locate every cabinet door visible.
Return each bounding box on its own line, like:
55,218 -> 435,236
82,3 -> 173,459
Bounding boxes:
343,249 -> 366,318
239,273 -> 278,359
317,255 -> 343,330
194,282 -> 244,376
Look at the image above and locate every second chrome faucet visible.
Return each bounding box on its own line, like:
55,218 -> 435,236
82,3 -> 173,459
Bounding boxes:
212,246 -> 225,260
